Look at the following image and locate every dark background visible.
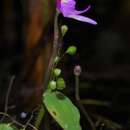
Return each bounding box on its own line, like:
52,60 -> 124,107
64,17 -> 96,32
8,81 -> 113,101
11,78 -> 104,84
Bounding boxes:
62,0 -> 130,129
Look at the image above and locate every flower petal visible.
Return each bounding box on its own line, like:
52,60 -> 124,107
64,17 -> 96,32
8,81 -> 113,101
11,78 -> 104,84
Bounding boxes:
73,5 -> 91,15
56,0 -> 61,9
60,0 -> 76,16
67,14 -> 97,25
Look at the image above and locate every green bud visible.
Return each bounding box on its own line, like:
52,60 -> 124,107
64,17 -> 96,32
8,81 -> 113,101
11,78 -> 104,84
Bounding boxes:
56,78 -> 66,90
66,46 -> 77,55
54,56 -> 60,64
61,25 -> 68,36
53,68 -> 61,77
48,80 -> 56,90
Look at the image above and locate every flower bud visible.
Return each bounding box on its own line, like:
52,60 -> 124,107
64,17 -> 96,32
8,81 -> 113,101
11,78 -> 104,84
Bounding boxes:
48,80 -> 57,90
66,46 -> 77,55
54,56 -> 60,64
61,25 -> 68,36
74,65 -> 82,76
56,78 -> 66,90
53,68 -> 61,77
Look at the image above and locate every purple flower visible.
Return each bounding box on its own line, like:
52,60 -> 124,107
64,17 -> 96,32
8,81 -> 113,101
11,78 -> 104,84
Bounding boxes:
57,0 -> 97,25
74,65 -> 82,76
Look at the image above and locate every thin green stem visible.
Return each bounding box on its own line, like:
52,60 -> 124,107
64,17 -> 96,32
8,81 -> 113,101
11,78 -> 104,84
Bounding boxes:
34,8 -> 61,130
75,76 -> 80,100
34,105 -> 46,129
75,75 -> 96,130
43,10 -> 60,91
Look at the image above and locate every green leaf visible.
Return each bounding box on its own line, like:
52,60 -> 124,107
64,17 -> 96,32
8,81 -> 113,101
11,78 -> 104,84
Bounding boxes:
43,90 -> 82,130
0,124 -> 15,130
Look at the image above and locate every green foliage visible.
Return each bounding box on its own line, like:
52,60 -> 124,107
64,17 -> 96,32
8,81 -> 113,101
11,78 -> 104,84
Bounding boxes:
0,124 -> 15,130
43,90 -> 82,130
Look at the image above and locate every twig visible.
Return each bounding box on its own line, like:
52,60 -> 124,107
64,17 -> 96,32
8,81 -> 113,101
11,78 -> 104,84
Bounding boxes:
28,123 -> 38,130
0,112 -> 38,130
1,75 -> 15,121
5,76 -> 15,114
23,114 -> 33,130
90,113 -> 122,130
75,75 -> 96,130
0,112 -> 24,127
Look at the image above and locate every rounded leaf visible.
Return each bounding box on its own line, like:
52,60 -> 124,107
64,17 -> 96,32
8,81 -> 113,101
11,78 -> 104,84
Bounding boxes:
43,91 -> 82,130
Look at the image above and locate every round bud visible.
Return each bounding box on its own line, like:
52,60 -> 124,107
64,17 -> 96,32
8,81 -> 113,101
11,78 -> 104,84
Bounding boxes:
66,46 -> 77,55
48,80 -> 56,90
53,68 -> 61,77
56,78 -> 66,90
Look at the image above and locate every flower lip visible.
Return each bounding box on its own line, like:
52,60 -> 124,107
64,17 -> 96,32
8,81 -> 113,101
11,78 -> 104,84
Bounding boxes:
69,15 -> 97,25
